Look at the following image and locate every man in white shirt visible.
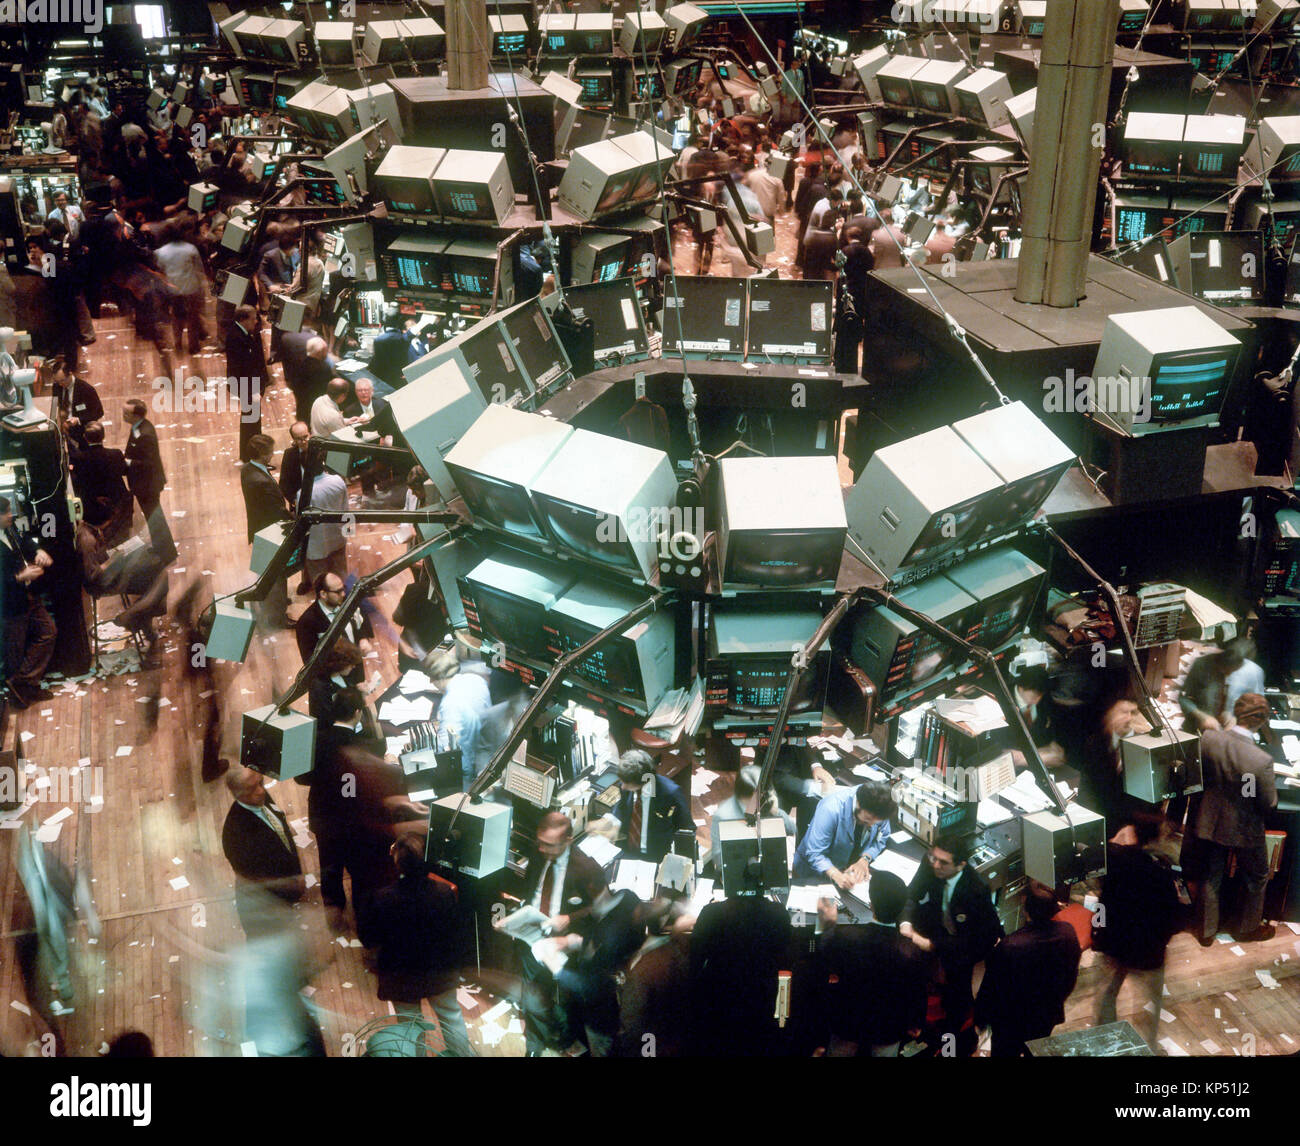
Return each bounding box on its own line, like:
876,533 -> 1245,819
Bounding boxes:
310,376 -> 354,438
303,467 -> 349,585
46,190 -> 84,243
154,217 -> 209,354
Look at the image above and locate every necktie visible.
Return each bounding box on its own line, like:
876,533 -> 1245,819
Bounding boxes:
540,860 -> 555,915
942,878 -> 956,935
626,792 -> 643,853
262,804 -> 293,853
848,822 -> 868,865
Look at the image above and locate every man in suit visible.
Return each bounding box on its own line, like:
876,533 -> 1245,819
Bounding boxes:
278,422 -> 313,596
220,765 -> 303,937
122,398 -> 165,519
509,811 -> 608,1055
1190,693 -> 1278,944
295,571 -> 375,665
793,780 -> 893,889
902,835 -> 1004,1052
277,326 -> 314,419
368,306 -> 414,389
225,303 -> 266,462
600,750 -> 692,865
816,870 -> 929,1057
343,377 -> 397,503
45,355 -> 102,446
241,434 -> 291,631
1,496 -> 56,709
69,421 -> 133,544
974,884 -> 1082,1057
361,835 -> 474,1056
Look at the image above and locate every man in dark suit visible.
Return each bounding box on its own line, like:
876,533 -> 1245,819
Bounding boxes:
220,765 -> 303,936
295,571 -> 375,665
225,303 -> 266,462
974,884 -> 1082,1057
45,355 -> 102,446
367,306 -> 414,389
277,326 -> 313,418
511,811 -> 608,1055
1,496 -> 56,709
816,870 -> 929,1057
361,835 -> 474,1056
1190,693 -> 1278,944
603,749 -> 693,865
902,834 -> 1004,1052
241,434 -> 291,630
122,398 -> 165,519
69,421 -> 133,544
342,376 -> 397,502
278,421 -> 312,514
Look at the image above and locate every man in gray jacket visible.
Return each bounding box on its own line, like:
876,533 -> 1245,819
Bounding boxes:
1190,693 -> 1278,944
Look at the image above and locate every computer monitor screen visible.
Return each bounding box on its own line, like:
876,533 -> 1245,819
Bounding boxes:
241,75 -> 273,108
1113,200 -> 1172,244
377,175 -> 435,216
498,303 -> 569,393
1184,231 -> 1265,302
447,256 -> 495,298
724,530 -> 845,588
879,77 -> 914,107
439,184 -> 495,221
1148,353 -> 1232,424
531,495 -> 641,573
547,620 -> 645,700
669,58 -> 702,96
461,577 -> 560,661
453,470 -> 546,539
745,278 -> 833,360
724,652 -> 830,718
576,72 -> 613,104
534,713 -> 578,785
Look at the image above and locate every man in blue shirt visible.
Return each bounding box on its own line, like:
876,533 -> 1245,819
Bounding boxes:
793,781 -> 893,890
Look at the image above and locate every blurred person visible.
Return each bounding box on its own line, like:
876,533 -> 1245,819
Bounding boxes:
1,495 -> 56,709
802,218 -> 840,281
361,834 -> 475,1057
974,885 -> 1081,1057
425,647 -> 492,789
1180,640 -> 1249,732
709,764 -> 795,874
153,216 -> 208,354
793,780 -> 893,890
901,835 -> 1004,1054
1223,636 -> 1266,719
834,222 -> 873,375
105,1031 -> 154,1057
368,306 -> 415,390
870,207 -> 907,269
1077,694 -> 1141,827
301,464 -> 349,586
745,148 -> 785,223
240,434 -> 291,631
615,898 -> 694,1057
1093,813 -> 1182,1049
75,519 -> 170,665
815,870 -> 928,1057
225,304 -> 265,462
220,765 -> 304,937
122,397 -> 166,520
289,234 -> 325,320
306,640 -> 369,724
554,888 -> 645,1057
1187,693 -> 1277,945
394,562 -> 450,673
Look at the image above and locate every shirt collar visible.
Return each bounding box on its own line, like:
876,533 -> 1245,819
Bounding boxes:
1228,724 -> 1257,741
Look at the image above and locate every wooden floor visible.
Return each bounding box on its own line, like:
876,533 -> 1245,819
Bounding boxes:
3,246 -> 1300,1059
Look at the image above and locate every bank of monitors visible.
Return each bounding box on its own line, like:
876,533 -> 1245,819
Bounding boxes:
363,18 -> 445,64
374,146 -> 444,216
744,277 -> 833,362
445,407 -> 574,539
383,235 -> 448,295
284,78 -> 334,136
945,547 -> 1047,651
954,67 -> 1012,127
717,457 -> 846,591
315,21 -> 355,66
1167,230 -> 1265,304
846,576 -> 978,704
529,431 -> 678,581
876,56 -> 928,107
233,14 -> 275,58
459,550 -> 575,661
911,59 -> 970,113
708,609 -> 830,723
845,426 -> 1004,580
660,275 -> 747,359
562,279 -> 650,363
545,579 -> 676,709
1090,306 -> 1239,435
611,132 -> 676,208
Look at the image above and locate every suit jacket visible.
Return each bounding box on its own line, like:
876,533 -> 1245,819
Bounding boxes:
295,598 -> 375,663
1092,844 -> 1180,970
905,864 -> 1003,972
974,919 -> 1081,1036
225,320 -> 267,400
124,418 -> 165,501
342,394 -> 394,438
361,872 -> 462,1002
257,245 -> 295,293
53,377 -> 103,431
279,445 -> 310,512
0,528 -> 40,616
277,329 -> 313,390
241,461 -> 289,543
612,773 -> 692,864
368,328 -> 413,389
220,798 -> 302,902
818,921 -> 929,1046
70,442 -> 132,528
519,844 -> 607,937
1193,729 -> 1278,848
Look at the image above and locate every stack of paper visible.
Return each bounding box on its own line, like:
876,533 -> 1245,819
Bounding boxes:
786,883 -> 836,915
576,834 -> 621,868
872,849 -> 921,884
397,670 -> 436,695
377,695 -> 434,725
611,858 -> 658,901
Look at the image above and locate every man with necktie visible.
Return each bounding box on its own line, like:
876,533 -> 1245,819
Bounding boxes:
902,836 -> 1004,1055
792,780 -> 894,890
1,495 -> 56,709
607,750 -> 692,865
220,765 -> 304,937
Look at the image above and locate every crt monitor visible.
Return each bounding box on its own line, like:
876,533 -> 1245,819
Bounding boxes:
1113,194 -> 1173,244
1090,305 -> 1240,436
373,145 -> 445,216
444,240 -> 500,299
943,547 -> 1047,652
383,235 -> 448,294
576,71 -> 614,105
1168,230 -> 1265,304
1120,112 -> 1184,177
745,277 -> 834,361
1108,236 -> 1182,290
1181,114 -> 1247,178
709,610 -> 830,721
660,275 -> 748,358
544,579 -> 676,709
458,550 -> 575,661
561,279 -> 650,363
496,300 -> 571,394
444,406 -> 575,539
571,233 -> 631,285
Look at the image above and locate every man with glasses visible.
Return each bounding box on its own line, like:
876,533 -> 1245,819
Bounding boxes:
901,835 -> 1003,1055
295,571 -> 375,667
